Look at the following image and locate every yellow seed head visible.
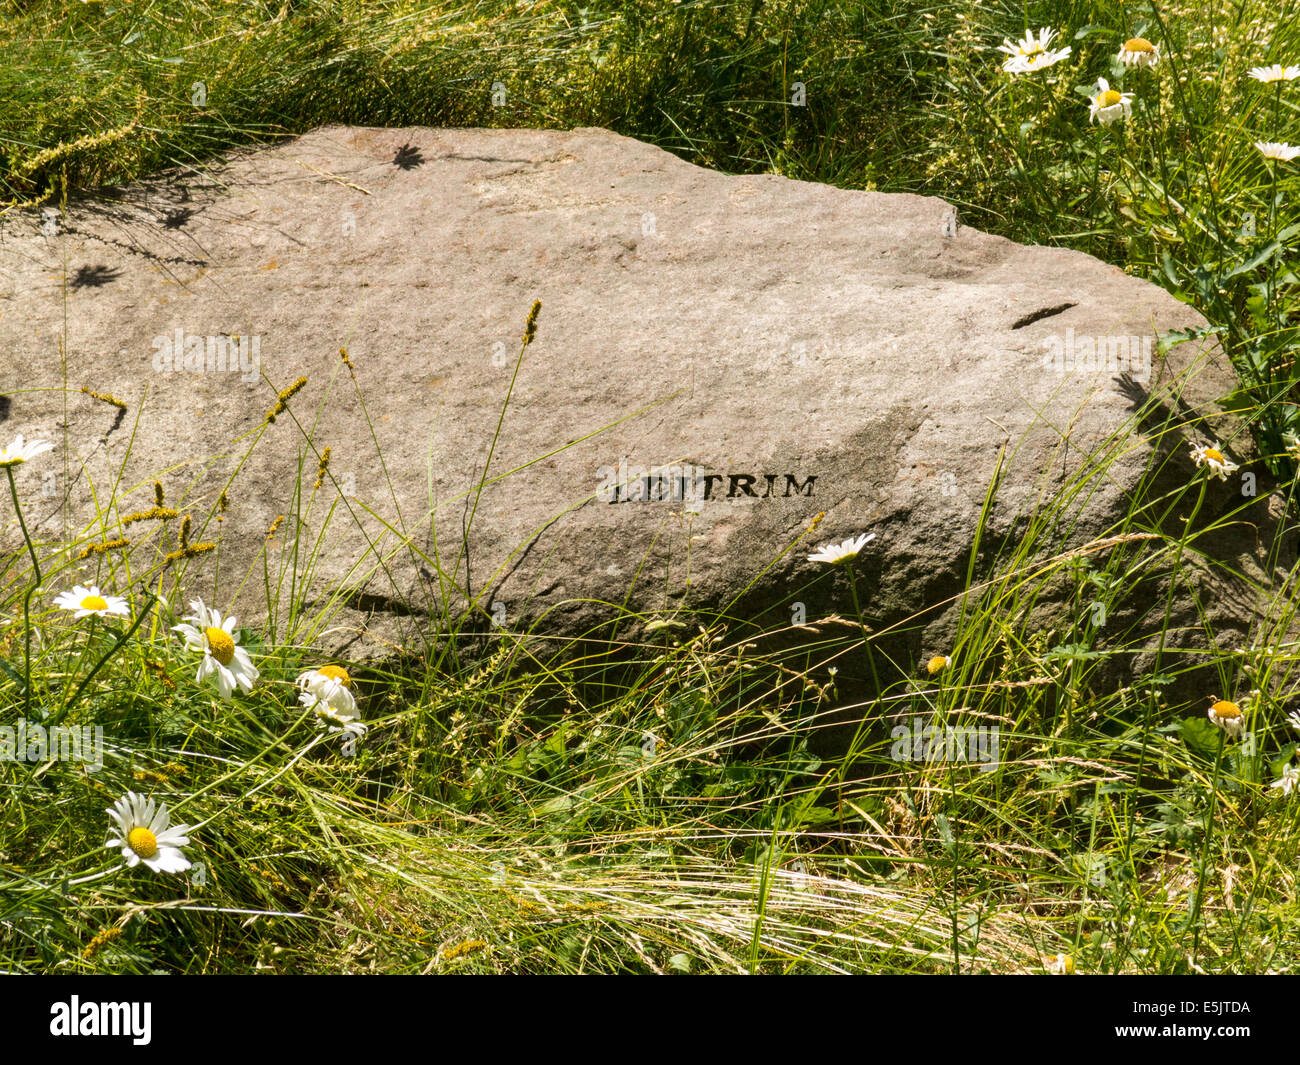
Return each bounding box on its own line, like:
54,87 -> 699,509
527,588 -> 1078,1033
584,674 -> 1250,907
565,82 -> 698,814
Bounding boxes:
264,377 -> 308,423
521,299 -> 542,346
81,386 -> 127,410
83,926 -> 122,959
1099,89 -> 1123,107
122,507 -> 178,526
927,655 -> 951,675
82,595 -> 108,612
442,939 -> 487,961
78,537 -> 130,560
1204,448 -> 1224,463
314,447 -> 332,489
1124,37 -> 1155,53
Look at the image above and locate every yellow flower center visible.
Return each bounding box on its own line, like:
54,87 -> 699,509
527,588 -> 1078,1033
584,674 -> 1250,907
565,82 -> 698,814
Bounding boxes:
127,827 -> 158,859
926,656 -> 950,675
1098,90 -> 1123,107
82,595 -> 108,612
1124,38 -> 1155,53
1204,448 -> 1224,463
318,664 -> 352,688
1211,700 -> 1242,720
204,626 -> 235,666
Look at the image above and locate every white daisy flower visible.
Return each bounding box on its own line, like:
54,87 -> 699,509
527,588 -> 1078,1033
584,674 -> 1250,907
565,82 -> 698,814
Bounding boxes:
1207,698 -> 1246,739
807,532 -> 876,565
1046,953 -> 1075,974
303,694 -> 367,738
1189,441 -> 1240,479
1270,763 -> 1299,797
297,665 -> 358,718
0,433 -> 54,468
105,791 -> 192,873
1255,141 -> 1300,162
926,654 -> 952,675
1249,64 -> 1300,83
1118,37 -> 1160,68
297,665 -> 364,737
171,597 -> 259,699
1089,78 -> 1135,125
1288,710 -> 1300,733
997,28 -> 1071,74
53,584 -> 129,619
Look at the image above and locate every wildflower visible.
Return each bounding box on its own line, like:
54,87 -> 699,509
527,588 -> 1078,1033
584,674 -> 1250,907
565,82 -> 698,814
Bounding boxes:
0,433 -> 54,468
105,791 -> 192,873
926,655 -> 952,675
305,696 -> 367,738
298,665 -> 364,737
1089,78 -> 1134,125
172,597 -> 259,699
1046,953 -> 1075,974
1189,441 -> 1240,479
1118,38 -> 1160,68
53,584 -> 129,619
1288,710 -> 1300,732
997,28 -> 1071,74
1207,698 -> 1246,739
807,532 -> 876,565
297,665 -> 357,716
1249,64 -> 1300,83
1270,763 -> 1299,797
1255,141 -> 1300,162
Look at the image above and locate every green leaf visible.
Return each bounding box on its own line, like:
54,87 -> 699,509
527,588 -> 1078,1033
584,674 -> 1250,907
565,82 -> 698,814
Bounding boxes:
1180,715 -> 1222,755
535,794 -> 574,817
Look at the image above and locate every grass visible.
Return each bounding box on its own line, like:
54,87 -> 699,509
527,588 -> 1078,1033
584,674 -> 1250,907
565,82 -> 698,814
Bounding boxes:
3,0 -> 1300,974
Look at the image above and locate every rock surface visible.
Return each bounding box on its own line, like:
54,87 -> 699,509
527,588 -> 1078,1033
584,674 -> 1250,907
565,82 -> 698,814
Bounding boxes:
0,125 -> 1288,707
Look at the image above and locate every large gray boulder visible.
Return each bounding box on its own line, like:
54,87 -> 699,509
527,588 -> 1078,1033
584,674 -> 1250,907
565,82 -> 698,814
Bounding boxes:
0,125 -> 1287,708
